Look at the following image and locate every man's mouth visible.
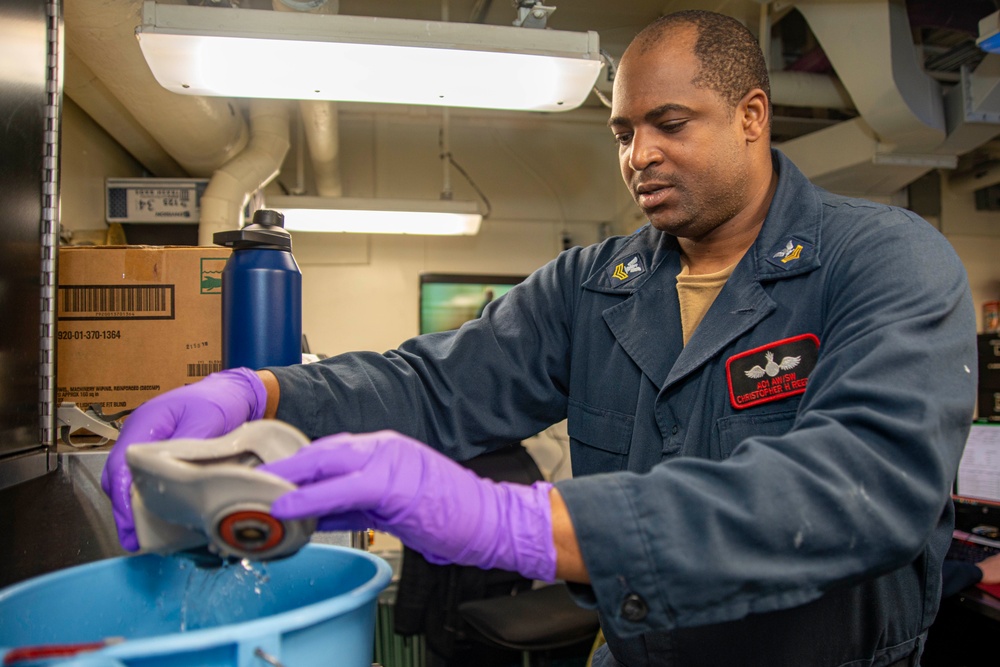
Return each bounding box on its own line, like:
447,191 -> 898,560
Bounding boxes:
635,182 -> 674,209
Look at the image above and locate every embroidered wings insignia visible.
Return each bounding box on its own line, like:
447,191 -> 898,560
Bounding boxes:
778,355 -> 801,371
744,351 -> 803,378
773,240 -> 795,259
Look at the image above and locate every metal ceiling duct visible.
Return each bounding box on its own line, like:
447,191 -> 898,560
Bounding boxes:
796,0 -> 945,151
781,0 -> 1000,197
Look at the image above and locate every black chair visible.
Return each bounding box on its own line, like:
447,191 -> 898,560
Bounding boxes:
392,444 -> 600,667
458,581 -> 600,667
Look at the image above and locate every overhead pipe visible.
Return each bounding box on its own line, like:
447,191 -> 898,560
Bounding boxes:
198,100 -> 292,245
274,0 -> 343,197
64,50 -> 185,177
288,112 -> 308,196
298,100 -> 344,197
65,0 -> 249,177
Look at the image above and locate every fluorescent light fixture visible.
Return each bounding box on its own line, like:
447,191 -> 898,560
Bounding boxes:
267,196 -> 483,235
136,1 -> 603,112
979,10 -> 1000,53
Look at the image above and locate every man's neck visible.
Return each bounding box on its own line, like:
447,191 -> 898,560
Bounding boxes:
679,168 -> 778,275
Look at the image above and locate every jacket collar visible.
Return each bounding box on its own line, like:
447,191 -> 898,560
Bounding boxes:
586,149 -> 824,389
582,227 -> 678,295
584,149 -> 823,296
749,150 -> 823,281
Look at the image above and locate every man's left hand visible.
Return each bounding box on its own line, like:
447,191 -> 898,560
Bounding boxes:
260,430 -> 557,581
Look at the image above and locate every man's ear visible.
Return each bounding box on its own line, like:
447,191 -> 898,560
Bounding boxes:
740,88 -> 770,143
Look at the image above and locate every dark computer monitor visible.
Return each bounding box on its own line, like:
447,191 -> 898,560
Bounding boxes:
419,273 -> 526,334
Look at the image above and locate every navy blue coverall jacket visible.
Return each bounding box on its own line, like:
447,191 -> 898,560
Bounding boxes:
270,150 -> 978,666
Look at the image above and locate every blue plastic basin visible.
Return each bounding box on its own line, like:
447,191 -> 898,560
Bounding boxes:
0,544 -> 391,667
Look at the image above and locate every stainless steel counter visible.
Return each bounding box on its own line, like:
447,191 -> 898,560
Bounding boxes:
0,450 -> 126,589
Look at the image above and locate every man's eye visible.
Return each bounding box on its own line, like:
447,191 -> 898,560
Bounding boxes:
613,133 -> 632,146
661,121 -> 687,133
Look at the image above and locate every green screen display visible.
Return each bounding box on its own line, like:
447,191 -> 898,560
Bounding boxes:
419,274 -> 524,334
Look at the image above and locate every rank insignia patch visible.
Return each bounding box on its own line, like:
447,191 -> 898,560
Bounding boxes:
726,334 -> 820,409
606,253 -> 646,287
766,237 -> 814,270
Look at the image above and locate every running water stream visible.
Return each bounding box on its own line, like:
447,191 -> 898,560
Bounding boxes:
172,558 -> 273,632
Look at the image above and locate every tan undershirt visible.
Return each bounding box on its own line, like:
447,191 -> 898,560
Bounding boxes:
676,260 -> 738,345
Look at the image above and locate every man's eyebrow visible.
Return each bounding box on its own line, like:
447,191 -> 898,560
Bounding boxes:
607,103 -> 696,128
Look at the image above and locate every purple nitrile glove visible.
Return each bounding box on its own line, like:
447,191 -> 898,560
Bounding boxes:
100,367 -> 269,552
260,431 -> 557,582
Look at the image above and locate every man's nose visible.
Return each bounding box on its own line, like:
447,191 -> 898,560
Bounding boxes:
627,129 -> 665,171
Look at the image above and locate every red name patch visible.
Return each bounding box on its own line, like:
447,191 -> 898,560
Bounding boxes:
726,334 -> 820,409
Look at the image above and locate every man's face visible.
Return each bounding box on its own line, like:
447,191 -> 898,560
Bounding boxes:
610,29 -> 754,240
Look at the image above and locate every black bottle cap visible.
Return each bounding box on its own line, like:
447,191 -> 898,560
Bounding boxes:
213,209 -> 292,251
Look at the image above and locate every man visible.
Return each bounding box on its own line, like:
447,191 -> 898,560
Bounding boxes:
103,10 -> 977,666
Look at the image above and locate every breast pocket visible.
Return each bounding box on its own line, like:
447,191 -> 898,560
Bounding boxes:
567,398 -> 635,476
715,409 -> 798,460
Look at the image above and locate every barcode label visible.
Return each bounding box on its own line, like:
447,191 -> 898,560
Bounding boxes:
58,285 -> 175,320
187,361 -> 222,378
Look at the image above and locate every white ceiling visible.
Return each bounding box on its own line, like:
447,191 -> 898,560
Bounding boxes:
270,0 -> 998,142
252,0 -> 762,59
69,0 -> 1000,197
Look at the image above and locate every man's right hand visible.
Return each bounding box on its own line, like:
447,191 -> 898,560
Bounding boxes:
977,552 -> 1000,585
100,367 -> 270,551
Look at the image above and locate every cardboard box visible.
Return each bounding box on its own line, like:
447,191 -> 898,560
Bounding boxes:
979,334 -> 1000,390
56,246 -> 230,413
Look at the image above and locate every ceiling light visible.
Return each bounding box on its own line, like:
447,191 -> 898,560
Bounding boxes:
266,197 -> 483,235
136,2 -> 603,112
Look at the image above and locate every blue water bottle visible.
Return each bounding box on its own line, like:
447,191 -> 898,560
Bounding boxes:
214,209 -> 302,370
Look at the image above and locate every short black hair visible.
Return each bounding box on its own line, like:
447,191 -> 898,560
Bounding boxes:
632,10 -> 771,109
